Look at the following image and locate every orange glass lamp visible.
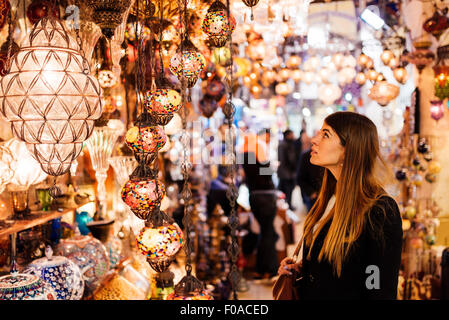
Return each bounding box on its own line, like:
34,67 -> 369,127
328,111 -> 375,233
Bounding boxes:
434,65 -> 449,100
368,81 -> 399,106
136,209 -> 184,273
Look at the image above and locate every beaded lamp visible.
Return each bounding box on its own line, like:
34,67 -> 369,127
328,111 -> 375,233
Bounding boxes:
202,0 -> 236,48
169,37 -> 206,88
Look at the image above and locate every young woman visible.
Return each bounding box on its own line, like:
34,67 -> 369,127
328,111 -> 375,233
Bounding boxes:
277,111 -> 403,299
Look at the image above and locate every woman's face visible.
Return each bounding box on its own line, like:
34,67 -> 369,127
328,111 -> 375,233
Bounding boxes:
310,123 -> 345,169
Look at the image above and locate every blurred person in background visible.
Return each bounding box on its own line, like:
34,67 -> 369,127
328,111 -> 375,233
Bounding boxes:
277,129 -> 297,209
240,128 -> 279,279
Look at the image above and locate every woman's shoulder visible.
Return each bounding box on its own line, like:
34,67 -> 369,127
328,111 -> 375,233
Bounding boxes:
365,194 -> 402,232
372,195 -> 400,213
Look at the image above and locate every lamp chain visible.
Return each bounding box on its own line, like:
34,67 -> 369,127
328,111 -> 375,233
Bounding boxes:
224,0 -> 240,301
177,0 -> 194,277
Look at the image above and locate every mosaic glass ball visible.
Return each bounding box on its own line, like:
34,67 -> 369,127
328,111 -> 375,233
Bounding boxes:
202,10 -> 236,38
145,89 -> 182,115
125,126 -> 167,154
169,50 -> 206,88
121,179 -> 166,220
136,223 -> 184,263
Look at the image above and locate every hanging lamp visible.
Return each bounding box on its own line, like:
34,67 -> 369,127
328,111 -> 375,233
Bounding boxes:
0,17 -> 102,177
202,0 -> 236,48
85,0 -> 133,39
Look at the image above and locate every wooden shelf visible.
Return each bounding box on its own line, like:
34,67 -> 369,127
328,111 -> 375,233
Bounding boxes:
0,207 -> 79,238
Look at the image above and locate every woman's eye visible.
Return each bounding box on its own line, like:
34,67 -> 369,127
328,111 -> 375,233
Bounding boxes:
324,133 -> 329,138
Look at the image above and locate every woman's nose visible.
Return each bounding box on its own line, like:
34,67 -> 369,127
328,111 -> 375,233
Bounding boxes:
311,135 -> 319,145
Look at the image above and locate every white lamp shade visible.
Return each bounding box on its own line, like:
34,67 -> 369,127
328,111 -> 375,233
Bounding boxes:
0,18 -> 102,176
4,138 -> 47,190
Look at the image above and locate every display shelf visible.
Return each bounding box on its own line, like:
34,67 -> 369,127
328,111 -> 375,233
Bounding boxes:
0,207 -> 80,238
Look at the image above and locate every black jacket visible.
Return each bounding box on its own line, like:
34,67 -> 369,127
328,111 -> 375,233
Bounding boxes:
298,196 -> 403,300
277,139 -> 297,180
296,150 -> 324,196
241,151 -> 275,192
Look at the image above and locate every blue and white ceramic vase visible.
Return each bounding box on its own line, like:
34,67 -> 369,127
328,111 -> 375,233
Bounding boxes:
0,261 -> 57,300
54,233 -> 110,291
25,246 -> 85,300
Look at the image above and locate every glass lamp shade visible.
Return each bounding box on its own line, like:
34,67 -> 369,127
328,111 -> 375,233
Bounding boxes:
291,69 -> 302,83
202,0 -> 236,48
24,247 -> 84,300
169,48 -> 206,88
434,65 -> 449,100
380,50 -> 394,65
85,125 -> 121,218
54,234 -> 110,291
338,67 -> 356,85
430,100 -> 445,121
423,10 -> 449,40
0,143 -> 13,194
166,290 -> 214,300
368,81 -> 399,106
205,79 -> 226,101
121,179 -> 166,220
125,126 -> 167,163
318,68 -> 332,83
302,71 -> 315,84
85,0 -> 132,39
342,55 -> 356,68
109,156 -> 137,186
78,19 -> 102,68
388,57 -> 399,69
3,138 -> 47,190
407,49 -> 435,73
286,55 -> 301,69
331,53 -> 344,69
318,84 -> 342,106
98,70 -> 118,88
355,72 -> 367,85
145,88 -> 182,116
367,69 -> 379,81
393,67 -> 408,84
303,56 -> 321,71
0,17 -> 102,176
278,69 -> 291,82
125,22 -> 151,42
136,222 -> 184,264
199,98 -> 219,118
275,82 -> 292,96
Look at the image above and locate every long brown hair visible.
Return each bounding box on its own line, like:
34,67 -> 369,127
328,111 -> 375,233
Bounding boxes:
303,111 -> 390,277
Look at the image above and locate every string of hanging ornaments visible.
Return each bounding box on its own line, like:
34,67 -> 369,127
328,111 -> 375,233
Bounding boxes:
0,2 -> 102,196
121,0 -> 185,278
165,0 -> 212,300
144,0 -> 182,126
222,0 -> 240,300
